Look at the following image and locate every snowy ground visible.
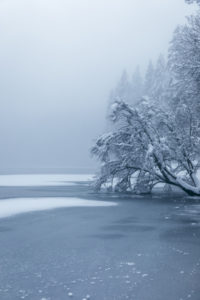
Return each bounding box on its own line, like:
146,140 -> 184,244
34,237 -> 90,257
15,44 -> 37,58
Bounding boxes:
0,174 -> 199,300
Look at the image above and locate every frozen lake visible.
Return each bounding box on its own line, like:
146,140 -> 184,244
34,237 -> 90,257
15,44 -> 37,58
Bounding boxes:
0,174 -> 199,300
0,174 -> 94,187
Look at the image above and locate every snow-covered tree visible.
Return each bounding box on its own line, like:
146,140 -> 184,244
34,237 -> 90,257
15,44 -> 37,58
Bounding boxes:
131,66 -> 144,104
152,56 -> 168,100
109,70 -> 132,104
92,100 -> 200,195
144,60 -> 155,97
169,12 -> 200,114
92,5 -> 200,196
109,68 -> 144,106
143,56 -> 172,107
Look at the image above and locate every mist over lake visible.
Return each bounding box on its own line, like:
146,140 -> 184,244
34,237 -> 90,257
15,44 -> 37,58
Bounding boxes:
0,0 -> 200,299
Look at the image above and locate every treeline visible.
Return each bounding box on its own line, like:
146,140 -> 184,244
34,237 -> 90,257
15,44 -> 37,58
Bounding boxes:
92,1 -> 200,196
109,55 -> 169,108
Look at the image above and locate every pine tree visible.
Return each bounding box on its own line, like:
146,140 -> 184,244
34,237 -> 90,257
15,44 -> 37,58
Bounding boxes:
169,12 -> 200,114
110,70 -> 132,104
131,66 -> 143,105
144,61 -> 155,97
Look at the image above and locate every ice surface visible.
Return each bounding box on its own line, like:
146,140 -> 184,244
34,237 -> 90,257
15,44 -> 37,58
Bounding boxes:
0,197 -> 117,219
0,174 -> 93,187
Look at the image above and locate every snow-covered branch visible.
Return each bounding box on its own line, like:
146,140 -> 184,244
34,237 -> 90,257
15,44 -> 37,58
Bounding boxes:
92,99 -> 200,195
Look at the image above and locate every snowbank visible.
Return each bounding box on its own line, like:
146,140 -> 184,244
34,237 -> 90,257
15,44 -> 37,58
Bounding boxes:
0,197 -> 117,219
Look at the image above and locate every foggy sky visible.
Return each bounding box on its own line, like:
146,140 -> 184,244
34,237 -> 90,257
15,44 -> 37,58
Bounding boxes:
0,0 -> 196,172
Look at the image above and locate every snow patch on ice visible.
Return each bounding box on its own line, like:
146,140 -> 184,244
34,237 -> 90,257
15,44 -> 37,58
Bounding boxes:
0,174 -> 93,187
0,197 -> 117,219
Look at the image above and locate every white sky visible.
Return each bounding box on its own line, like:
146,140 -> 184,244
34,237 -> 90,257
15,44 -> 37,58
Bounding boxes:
0,0 -> 196,171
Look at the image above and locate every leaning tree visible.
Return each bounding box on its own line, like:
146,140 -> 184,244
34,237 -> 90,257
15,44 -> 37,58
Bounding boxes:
92,100 -> 200,195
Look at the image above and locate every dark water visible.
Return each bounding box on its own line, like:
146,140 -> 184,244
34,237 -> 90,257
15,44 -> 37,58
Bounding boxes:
0,183 -> 199,300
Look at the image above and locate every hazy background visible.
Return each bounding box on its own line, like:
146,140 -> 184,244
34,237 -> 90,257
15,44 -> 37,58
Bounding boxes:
0,0 -> 196,173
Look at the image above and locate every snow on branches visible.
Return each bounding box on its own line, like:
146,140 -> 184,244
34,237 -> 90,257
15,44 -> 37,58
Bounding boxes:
169,11 -> 200,114
92,100 -> 200,195
92,6 -> 200,196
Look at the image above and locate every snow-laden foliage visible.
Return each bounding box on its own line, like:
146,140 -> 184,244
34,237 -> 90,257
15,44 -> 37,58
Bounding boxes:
169,12 -> 200,114
92,100 -> 200,195
131,67 -> 143,104
144,55 -> 172,107
92,5 -> 200,196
